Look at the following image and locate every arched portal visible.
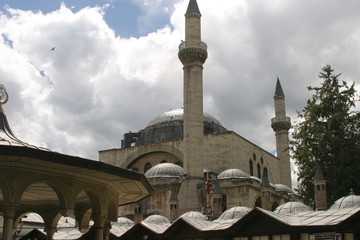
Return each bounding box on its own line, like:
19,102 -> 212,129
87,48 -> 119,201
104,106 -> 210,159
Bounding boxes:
255,196 -> 262,208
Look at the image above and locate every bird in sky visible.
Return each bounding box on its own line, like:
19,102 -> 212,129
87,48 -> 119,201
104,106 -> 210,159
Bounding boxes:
51,47 -> 55,51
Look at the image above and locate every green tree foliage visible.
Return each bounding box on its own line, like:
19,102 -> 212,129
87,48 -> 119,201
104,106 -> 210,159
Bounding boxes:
291,65 -> 360,206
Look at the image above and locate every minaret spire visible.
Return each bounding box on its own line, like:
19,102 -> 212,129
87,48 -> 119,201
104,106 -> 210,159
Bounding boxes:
271,77 -> 292,187
177,0 -> 208,213
186,0 -> 200,13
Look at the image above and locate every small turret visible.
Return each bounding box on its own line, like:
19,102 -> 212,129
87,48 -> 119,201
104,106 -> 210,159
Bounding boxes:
314,162 -> 327,210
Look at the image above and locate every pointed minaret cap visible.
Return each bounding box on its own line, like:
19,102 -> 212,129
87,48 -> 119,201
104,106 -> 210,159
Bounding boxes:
274,77 -> 285,97
314,162 -> 325,181
186,0 -> 200,13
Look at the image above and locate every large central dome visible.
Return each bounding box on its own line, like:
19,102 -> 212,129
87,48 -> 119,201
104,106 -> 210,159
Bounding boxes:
146,108 -> 224,128
134,108 -> 227,146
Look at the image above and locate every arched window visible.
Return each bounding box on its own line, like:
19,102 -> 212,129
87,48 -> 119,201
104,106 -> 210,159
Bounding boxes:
249,160 -> 254,176
260,157 -> 264,164
257,163 -> 261,179
253,153 -> 256,161
263,167 -> 268,177
222,194 -> 227,212
271,201 -> 279,211
144,162 -> 152,173
255,196 -> 262,208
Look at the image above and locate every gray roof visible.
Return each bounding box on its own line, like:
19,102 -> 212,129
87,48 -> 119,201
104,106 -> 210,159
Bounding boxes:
214,206 -> 251,223
274,201 -> 313,215
217,168 -> 250,180
274,77 -> 285,97
145,163 -> 184,178
329,194 -> 360,210
314,162 -> 325,181
146,108 -> 224,128
274,184 -> 294,194
180,211 -> 207,220
134,108 -> 227,146
186,0 -> 200,13
141,215 -> 171,234
261,207 -> 360,226
0,110 -> 52,151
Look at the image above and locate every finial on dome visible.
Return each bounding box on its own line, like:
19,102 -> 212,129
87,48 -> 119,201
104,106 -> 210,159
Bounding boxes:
0,84 -> 9,112
350,188 -> 355,195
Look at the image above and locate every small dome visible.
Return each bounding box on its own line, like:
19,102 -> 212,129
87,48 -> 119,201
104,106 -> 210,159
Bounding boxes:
142,215 -> 170,225
214,206 -> 251,222
145,163 -> 184,178
218,169 -> 250,180
274,202 -> 313,215
274,184 -> 294,194
180,211 -> 207,220
114,217 -> 134,227
250,176 -> 261,182
329,194 -> 360,210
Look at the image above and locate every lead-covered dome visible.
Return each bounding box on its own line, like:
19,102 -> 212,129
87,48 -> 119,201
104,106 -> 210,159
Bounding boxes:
217,169 -> 250,180
329,194 -> 360,210
147,108 -> 224,128
274,184 -> 294,194
142,215 -> 171,225
214,206 -> 251,222
180,211 -> 207,220
133,108 -> 227,146
145,163 -> 184,178
274,202 -> 313,215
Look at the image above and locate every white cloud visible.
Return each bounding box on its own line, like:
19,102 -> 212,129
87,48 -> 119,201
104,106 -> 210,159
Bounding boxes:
1,0 -> 360,191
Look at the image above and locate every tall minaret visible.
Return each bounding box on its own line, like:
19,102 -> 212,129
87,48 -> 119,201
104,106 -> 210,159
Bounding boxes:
177,0 -> 208,212
271,77 -> 292,187
178,0 -> 207,177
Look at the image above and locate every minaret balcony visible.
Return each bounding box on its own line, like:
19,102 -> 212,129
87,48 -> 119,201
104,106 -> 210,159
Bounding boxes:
271,116 -> 291,131
179,41 -> 207,51
178,41 -> 208,65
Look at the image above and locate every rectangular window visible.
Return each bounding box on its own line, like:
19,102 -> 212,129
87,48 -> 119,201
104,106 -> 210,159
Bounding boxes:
344,233 -> 353,240
273,235 -> 290,240
301,234 -> 309,240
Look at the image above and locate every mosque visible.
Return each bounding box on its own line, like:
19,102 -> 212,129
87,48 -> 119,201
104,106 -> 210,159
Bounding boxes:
1,1 -> 360,239
99,0 -> 296,222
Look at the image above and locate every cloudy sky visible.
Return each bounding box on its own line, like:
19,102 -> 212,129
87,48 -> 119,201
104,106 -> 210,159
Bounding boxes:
1,0 -> 360,185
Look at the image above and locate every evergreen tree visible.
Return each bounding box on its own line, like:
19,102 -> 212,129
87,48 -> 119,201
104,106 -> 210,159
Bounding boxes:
292,65 -> 360,206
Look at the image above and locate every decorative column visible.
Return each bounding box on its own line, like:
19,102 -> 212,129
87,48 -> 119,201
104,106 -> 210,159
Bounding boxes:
44,228 -> 56,240
271,77 -> 292,187
177,0 -> 208,213
1,203 -> 19,240
92,215 -> 106,240
103,221 -> 112,240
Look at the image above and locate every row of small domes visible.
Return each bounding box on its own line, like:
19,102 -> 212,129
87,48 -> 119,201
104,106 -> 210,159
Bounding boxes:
118,194 -> 360,226
144,163 -> 293,194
